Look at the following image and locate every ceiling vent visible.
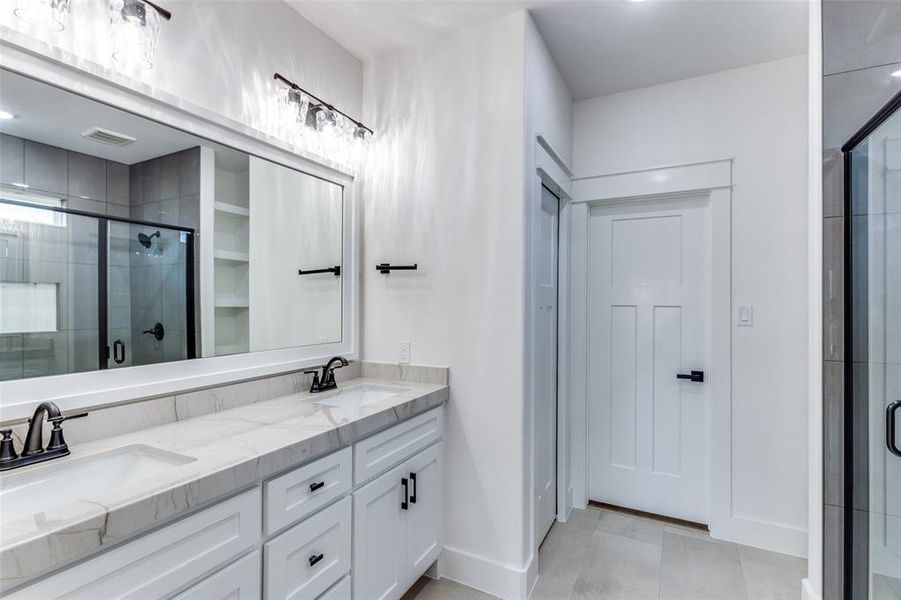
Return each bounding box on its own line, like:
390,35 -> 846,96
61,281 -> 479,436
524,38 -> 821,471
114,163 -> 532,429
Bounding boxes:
80,127 -> 137,147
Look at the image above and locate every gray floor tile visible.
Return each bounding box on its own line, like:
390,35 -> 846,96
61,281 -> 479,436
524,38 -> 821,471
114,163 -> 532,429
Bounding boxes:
532,511 -> 598,600
403,577 -> 494,600
738,545 -> 806,600
595,509 -> 664,546
573,530 -> 661,600
659,530 -> 748,600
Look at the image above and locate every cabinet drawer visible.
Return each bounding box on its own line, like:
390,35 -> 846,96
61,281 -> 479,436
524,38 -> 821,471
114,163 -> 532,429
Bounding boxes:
9,488 -> 261,600
318,575 -> 351,600
264,496 -> 351,600
354,408 -> 443,484
265,447 -> 352,536
173,551 -> 261,600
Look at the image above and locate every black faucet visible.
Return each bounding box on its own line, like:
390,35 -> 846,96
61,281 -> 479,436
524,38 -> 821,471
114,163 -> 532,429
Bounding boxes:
0,402 -> 88,471
305,356 -> 349,393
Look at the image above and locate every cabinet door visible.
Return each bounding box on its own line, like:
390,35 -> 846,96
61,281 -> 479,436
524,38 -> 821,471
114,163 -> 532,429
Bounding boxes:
352,463 -> 406,600
173,551 -> 261,600
404,442 -> 442,588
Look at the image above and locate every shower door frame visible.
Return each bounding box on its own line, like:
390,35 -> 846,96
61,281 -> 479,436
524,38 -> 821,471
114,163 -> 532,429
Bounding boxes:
1,198 -> 197,371
840,88 -> 901,600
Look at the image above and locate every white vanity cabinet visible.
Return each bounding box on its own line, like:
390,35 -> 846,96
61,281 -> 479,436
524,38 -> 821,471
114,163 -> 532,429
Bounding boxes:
353,442 -> 443,600
8,406 -> 444,600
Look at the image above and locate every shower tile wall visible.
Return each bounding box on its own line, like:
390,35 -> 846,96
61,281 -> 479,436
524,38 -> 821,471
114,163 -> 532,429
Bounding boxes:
0,134 -> 130,380
822,2 -> 901,597
128,147 -> 201,364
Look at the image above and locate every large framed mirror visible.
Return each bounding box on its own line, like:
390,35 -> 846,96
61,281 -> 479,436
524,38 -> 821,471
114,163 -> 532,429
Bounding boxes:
0,63 -> 358,418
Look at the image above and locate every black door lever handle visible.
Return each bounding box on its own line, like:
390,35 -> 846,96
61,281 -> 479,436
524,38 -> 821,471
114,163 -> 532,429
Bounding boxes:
676,370 -> 704,383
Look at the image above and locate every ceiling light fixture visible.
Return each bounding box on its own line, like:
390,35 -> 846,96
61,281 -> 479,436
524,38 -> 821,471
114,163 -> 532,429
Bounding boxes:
892,68 -> 901,78
274,72 -> 374,161
110,0 -> 171,71
13,0 -> 70,32
0,110 -> 15,120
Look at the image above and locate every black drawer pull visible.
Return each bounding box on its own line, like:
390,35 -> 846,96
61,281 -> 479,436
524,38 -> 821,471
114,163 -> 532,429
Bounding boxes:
676,370 -> 704,383
309,481 -> 325,492
401,477 -> 409,510
409,472 -> 417,504
309,553 -> 324,567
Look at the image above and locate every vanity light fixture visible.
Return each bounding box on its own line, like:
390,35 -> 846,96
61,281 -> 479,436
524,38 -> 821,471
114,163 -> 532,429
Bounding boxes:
274,72 -> 374,144
13,0 -> 70,32
109,0 -> 172,71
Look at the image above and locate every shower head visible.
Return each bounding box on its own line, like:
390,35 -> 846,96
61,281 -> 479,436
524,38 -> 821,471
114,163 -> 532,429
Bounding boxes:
138,230 -> 160,248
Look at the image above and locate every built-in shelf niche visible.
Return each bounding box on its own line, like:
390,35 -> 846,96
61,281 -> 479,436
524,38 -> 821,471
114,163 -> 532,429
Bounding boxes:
213,152 -> 250,356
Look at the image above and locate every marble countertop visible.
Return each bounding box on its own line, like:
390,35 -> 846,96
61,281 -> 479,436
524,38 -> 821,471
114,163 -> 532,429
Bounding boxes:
0,377 -> 447,591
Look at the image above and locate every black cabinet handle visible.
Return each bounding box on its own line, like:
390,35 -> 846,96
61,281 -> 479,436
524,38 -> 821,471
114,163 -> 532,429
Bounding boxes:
676,370 -> 704,383
409,472 -> 417,504
376,263 -> 418,274
308,553 -> 324,567
309,481 -> 325,492
888,400 -> 901,458
113,339 -> 126,364
298,266 -> 341,277
401,477 -> 409,510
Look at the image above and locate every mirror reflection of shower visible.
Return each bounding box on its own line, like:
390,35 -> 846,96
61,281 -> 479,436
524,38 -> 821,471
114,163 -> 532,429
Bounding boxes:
138,230 -> 160,249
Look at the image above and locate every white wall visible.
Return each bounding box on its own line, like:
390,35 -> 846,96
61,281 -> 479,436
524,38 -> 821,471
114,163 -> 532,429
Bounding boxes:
0,0 -> 362,151
522,11 -> 572,578
573,55 -> 810,553
360,11 -> 530,598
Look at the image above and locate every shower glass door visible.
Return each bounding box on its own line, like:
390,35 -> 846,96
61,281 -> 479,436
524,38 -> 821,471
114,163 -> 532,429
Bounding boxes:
105,220 -> 195,369
846,92 -> 901,599
0,199 -> 194,379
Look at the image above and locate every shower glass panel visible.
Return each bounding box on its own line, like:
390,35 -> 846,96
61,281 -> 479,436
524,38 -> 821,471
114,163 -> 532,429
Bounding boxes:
106,220 -> 194,369
0,199 -> 194,380
0,200 -> 99,379
846,93 -> 901,599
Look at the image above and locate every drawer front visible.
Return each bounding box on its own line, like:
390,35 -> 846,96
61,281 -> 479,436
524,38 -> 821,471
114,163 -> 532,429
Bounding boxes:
318,575 -> 351,600
173,551 -> 261,600
264,496 -> 351,600
9,488 -> 261,600
353,408 -> 443,485
265,447 -> 352,536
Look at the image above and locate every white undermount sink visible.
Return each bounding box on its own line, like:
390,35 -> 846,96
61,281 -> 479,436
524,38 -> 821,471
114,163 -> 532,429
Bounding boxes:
0,444 -> 196,524
313,384 -> 408,409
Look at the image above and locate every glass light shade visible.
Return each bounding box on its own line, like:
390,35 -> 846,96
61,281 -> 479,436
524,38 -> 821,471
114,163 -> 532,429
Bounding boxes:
110,0 -> 160,71
14,0 -> 70,32
315,105 -> 338,132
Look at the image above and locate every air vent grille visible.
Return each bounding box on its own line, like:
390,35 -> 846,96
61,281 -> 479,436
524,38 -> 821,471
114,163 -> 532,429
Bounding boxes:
80,127 -> 137,147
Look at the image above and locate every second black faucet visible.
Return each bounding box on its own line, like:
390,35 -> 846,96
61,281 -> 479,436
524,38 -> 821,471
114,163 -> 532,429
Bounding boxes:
305,356 -> 349,393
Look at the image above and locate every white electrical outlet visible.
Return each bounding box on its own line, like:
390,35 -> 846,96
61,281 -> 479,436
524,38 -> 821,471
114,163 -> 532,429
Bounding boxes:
398,341 -> 411,364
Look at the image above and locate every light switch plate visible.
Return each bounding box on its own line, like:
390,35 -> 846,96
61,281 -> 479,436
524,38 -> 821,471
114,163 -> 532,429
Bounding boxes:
737,305 -> 753,327
398,341 -> 411,364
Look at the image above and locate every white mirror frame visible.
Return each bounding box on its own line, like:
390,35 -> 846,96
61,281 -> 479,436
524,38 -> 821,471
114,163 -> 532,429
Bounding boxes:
0,37 -> 360,421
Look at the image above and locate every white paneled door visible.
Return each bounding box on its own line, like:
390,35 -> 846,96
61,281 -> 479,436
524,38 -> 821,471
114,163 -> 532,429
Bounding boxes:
535,184 -> 559,546
588,196 -> 709,524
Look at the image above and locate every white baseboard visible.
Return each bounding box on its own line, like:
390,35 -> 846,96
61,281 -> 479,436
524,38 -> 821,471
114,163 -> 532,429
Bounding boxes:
439,546 -> 533,600
801,577 -> 821,600
712,514 -> 808,558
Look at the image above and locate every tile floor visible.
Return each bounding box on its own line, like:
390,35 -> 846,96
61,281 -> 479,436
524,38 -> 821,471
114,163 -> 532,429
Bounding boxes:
404,505 -> 807,600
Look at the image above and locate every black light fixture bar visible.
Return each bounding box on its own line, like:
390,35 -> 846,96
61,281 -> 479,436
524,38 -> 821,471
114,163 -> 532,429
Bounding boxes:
142,0 -> 172,21
274,72 -> 373,136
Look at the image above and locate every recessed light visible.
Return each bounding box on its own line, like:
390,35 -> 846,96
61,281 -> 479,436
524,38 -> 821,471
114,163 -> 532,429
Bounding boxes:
0,110 -> 15,120
892,68 -> 901,78
627,0 -> 646,3
11,183 -> 30,189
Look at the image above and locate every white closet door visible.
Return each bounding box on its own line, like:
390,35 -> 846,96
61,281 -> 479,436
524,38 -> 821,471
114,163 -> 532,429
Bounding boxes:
588,196 -> 710,524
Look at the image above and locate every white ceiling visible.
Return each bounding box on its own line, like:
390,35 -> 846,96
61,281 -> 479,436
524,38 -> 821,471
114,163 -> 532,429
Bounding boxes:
288,0 -> 808,101
0,70 -> 243,165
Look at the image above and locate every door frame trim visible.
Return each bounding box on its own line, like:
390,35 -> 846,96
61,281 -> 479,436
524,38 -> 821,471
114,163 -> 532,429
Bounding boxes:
570,159 -> 737,544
